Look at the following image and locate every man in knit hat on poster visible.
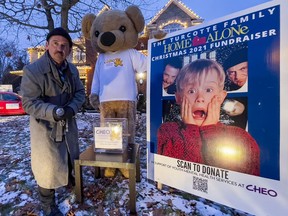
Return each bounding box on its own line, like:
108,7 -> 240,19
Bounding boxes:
21,27 -> 85,215
223,48 -> 248,91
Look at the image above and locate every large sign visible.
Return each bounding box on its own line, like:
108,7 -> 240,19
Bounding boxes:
146,1 -> 288,215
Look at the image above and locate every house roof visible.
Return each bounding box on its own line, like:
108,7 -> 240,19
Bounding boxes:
148,0 -> 201,25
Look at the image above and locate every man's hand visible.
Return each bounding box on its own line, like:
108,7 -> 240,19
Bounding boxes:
53,106 -> 74,121
62,106 -> 74,119
181,96 -> 196,125
89,94 -> 100,110
202,95 -> 221,126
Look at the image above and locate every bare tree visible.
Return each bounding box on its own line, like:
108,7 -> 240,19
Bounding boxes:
0,0 -> 158,48
0,37 -> 28,83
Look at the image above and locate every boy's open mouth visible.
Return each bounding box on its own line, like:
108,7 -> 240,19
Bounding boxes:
193,110 -> 206,119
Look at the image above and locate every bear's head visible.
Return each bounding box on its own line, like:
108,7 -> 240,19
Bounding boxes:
81,5 -> 145,53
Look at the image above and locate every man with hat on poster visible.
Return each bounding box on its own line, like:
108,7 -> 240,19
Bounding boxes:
223,48 -> 248,91
20,27 -> 85,215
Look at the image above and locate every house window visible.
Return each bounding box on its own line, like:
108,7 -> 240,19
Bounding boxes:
37,50 -> 45,59
162,23 -> 184,33
73,47 -> 86,64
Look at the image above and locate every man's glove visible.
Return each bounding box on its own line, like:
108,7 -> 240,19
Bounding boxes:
53,106 -> 75,121
89,94 -> 100,110
63,106 -> 74,119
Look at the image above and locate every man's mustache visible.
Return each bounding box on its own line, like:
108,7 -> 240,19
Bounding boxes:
55,51 -> 64,55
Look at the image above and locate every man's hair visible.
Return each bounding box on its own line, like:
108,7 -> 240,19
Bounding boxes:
164,57 -> 183,70
223,48 -> 248,71
176,59 -> 225,93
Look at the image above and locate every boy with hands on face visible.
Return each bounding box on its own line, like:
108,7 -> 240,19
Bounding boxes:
157,59 -> 260,176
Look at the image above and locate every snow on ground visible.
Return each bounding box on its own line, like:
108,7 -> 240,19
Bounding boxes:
0,113 -> 253,216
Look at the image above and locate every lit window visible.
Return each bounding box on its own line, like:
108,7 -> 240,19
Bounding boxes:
162,23 -> 184,33
73,48 -> 86,63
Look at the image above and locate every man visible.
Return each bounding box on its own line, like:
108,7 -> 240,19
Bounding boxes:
20,27 -> 85,215
162,57 -> 182,96
223,48 -> 248,91
162,57 -> 182,122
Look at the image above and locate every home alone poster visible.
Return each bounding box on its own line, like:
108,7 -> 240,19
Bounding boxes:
146,1 -> 288,215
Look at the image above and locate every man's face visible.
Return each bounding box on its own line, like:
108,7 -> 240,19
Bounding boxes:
162,64 -> 179,90
45,35 -> 71,65
226,61 -> 248,87
176,70 -> 226,126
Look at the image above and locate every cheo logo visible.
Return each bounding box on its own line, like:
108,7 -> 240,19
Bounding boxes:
246,185 -> 277,197
95,129 -> 111,135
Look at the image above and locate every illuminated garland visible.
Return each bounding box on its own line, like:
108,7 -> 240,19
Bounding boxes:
159,19 -> 188,30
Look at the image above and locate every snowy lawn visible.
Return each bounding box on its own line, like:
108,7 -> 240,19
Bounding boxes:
0,113 -> 253,216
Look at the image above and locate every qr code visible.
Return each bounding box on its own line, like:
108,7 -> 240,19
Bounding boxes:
193,176 -> 208,193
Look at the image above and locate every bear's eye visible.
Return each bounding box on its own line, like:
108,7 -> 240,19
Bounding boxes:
119,26 -> 126,32
94,31 -> 100,37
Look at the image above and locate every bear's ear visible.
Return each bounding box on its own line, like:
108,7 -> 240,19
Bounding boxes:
81,13 -> 96,40
125,5 -> 145,33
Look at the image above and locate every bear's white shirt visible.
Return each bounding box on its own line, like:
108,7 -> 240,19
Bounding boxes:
91,49 -> 147,102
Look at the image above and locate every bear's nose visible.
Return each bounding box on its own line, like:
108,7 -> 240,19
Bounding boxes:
100,32 -> 116,46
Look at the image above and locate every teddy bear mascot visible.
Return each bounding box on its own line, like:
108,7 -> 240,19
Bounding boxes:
81,5 -> 147,178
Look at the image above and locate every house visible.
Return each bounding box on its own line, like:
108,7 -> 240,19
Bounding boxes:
10,0 -> 203,110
